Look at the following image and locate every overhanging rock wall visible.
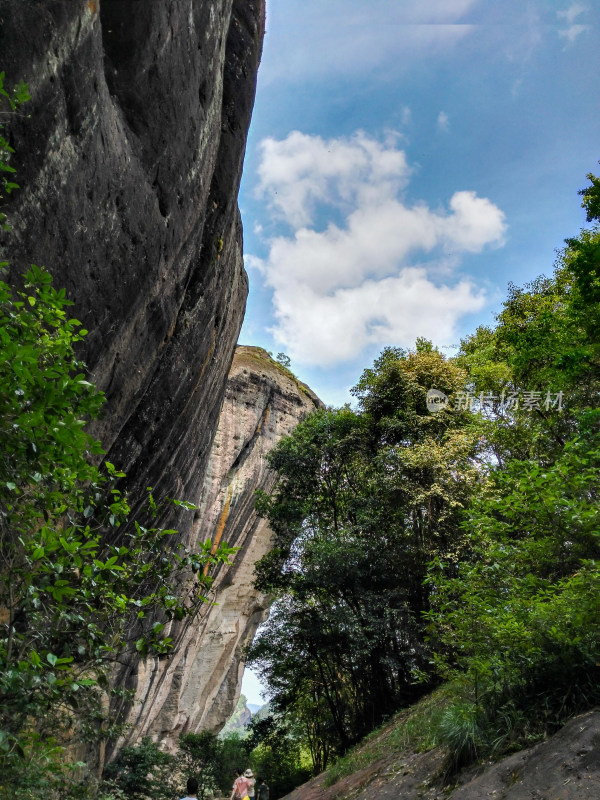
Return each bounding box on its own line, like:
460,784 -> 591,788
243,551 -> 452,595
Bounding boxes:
0,0 -> 265,532
0,0 -> 266,753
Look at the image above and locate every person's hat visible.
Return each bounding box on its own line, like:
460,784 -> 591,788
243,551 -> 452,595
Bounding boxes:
244,770 -> 254,778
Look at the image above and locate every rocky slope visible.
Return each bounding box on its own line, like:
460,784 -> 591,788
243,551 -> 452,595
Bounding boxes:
119,346 -> 322,749
283,710 -> 600,800
0,0 -> 268,750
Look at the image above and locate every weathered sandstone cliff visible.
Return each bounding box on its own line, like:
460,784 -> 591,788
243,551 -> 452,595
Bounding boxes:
121,346 -> 322,748
0,0 -> 264,531
0,0 -> 268,748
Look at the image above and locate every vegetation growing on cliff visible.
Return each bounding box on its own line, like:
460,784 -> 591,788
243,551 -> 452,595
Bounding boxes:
0,72 -> 29,232
0,265 -> 236,798
248,170 -> 600,784
0,82 -> 235,799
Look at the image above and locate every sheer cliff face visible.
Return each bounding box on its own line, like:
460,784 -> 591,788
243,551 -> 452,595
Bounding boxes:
0,0 -> 265,531
121,347 -> 322,748
0,0 -> 267,747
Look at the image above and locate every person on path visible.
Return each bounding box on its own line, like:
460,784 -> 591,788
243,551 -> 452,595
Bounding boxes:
230,768 -> 249,800
180,777 -> 199,800
244,769 -> 255,799
256,777 -> 269,800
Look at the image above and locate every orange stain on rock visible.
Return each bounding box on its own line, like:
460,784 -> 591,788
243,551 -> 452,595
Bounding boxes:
204,484 -> 233,575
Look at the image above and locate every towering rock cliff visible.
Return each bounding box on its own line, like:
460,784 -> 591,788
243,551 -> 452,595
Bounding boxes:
0,0 -> 271,750
0,0 -> 264,530
120,346 -> 322,748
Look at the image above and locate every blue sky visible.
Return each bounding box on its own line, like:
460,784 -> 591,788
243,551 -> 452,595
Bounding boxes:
239,0 -> 598,705
238,0 -> 600,412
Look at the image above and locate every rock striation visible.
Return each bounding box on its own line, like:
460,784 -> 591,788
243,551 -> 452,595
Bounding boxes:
0,0 -> 265,532
0,0 -> 270,752
120,346 -> 322,748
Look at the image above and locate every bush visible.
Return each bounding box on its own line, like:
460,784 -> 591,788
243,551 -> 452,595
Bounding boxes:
103,739 -> 177,800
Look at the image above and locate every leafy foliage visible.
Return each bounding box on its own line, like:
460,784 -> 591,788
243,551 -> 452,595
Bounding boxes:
0,73 -> 239,798
0,70 -> 29,232
249,347 -> 480,768
247,714 -> 312,799
103,739 -> 176,800
105,731 -> 251,800
216,732 -> 252,794
249,170 -> 600,780
177,732 -> 223,800
425,171 -> 600,765
0,265 -> 235,795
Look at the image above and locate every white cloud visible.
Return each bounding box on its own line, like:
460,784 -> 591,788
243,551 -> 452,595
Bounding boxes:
558,23 -> 589,44
249,131 -> 507,367
557,2 -> 586,25
557,3 -> 589,44
269,270 -> 486,366
256,131 -> 411,228
437,110 -> 450,131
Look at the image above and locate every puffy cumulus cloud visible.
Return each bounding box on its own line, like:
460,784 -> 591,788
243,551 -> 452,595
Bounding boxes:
249,131 -> 507,367
256,131 -> 411,228
440,191 -> 508,252
269,270 -> 486,366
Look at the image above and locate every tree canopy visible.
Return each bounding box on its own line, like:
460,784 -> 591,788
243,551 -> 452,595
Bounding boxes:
248,169 -> 600,776
249,346 -> 481,763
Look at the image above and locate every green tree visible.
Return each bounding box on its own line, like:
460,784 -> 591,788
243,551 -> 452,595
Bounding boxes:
247,714 -> 311,799
103,738 -> 176,800
215,732 -> 252,794
0,266 -> 235,797
249,346 -> 480,768
177,731 -> 224,800
427,412 -> 600,752
426,171 -> 600,763
0,78 -> 236,796
0,71 -> 29,231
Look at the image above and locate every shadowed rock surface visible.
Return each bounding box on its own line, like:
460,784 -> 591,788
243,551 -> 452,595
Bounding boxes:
281,710 -> 600,800
0,0 -> 264,528
0,0 -> 265,747
121,346 -> 322,748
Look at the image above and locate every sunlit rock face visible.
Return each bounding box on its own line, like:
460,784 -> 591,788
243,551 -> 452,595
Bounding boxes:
124,346 -> 322,748
0,0 -> 266,755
